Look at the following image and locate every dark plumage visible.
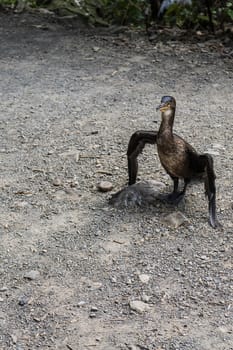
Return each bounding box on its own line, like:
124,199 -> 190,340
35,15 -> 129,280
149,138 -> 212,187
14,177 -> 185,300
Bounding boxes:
127,96 -> 219,228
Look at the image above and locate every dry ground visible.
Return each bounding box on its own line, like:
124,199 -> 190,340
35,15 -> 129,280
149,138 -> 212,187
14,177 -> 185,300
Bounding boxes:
0,11 -> 233,350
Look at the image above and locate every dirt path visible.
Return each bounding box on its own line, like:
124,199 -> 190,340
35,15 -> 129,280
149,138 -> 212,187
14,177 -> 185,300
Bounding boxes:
0,11 -> 232,350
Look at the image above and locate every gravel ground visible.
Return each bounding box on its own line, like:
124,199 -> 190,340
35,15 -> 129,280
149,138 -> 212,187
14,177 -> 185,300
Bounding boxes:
0,11 -> 232,350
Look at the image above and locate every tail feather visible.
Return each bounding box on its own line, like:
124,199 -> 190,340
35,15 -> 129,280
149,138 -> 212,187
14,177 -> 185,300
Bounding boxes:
203,154 -> 217,228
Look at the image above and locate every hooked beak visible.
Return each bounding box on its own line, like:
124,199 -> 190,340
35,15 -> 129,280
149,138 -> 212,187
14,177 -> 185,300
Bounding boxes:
156,103 -> 165,111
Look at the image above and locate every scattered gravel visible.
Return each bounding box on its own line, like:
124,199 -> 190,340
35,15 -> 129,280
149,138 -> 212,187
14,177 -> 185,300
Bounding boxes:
0,10 -> 232,350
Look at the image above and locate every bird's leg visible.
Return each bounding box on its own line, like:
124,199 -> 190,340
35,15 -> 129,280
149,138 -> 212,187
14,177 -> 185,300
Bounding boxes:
158,177 -> 191,205
175,178 -> 190,202
157,177 -> 178,202
127,130 -> 157,185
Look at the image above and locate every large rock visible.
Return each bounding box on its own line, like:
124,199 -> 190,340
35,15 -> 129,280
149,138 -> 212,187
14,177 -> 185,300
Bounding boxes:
109,180 -> 166,207
161,211 -> 188,228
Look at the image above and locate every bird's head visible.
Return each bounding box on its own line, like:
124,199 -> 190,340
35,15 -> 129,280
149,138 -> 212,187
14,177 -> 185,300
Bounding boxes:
156,96 -> 176,113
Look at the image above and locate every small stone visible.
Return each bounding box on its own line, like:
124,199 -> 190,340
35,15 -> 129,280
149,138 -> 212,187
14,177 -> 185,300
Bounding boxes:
77,301 -> 86,307
16,345 -> 24,350
52,178 -> 62,186
174,266 -> 180,271
129,300 -> 149,313
24,270 -> 40,280
141,293 -> 151,303
97,181 -> 113,192
212,143 -> 225,150
75,152 -> 80,163
88,281 -> 103,290
11,334 -> 18,344
162,211 -> 188,228
89,312 -> 97,318
127,345 -> 138,350
18,295 -> 29,306
138,274 -> 150,284
206,149 -> 220,156
90,306 -> 98,312
94,230 -> 101,236
0,298 -> 4,302
218,326 -> 229,334
93,46 -> 100,52
200,255 -> 208,260
0,286 -> 8,292
70,181 -> 78,188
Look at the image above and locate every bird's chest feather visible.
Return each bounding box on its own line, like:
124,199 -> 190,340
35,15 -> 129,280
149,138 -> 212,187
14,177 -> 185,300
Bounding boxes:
157,136 -> 187,178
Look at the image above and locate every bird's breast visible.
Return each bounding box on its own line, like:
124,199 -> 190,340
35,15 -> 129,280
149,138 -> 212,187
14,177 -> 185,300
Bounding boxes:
157,138 -> 190,178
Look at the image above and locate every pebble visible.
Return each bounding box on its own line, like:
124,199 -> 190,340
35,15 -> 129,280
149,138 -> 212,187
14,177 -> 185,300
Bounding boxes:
127,345 -> 138,350
129,300 -> 149,313
90,306 -> 98,312
200,255 -> 208,260
11,334 -> 18,344
141,293 -> 151,303
75,151 -> 80,163
206,149 -> 220,156
212,143 -> 225,150
18,295 -> 29,306
161,211 -> 188,228
52,178 -> 62,186
97,181 -> 113,192
0,286 -> 8,292
138,274 -> 150,284
88,281 -> 103,290
16,345 -> 24,350
218,326 -> 229,334
24,270 -> 40,280
77,301 -> 86,307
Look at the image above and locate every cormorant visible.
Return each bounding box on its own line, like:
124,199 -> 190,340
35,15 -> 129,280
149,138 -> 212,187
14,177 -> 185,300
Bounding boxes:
127,96 -> 219,228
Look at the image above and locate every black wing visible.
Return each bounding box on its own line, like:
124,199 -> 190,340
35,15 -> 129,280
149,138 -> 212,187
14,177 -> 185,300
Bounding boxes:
127,130 -> 157,185
191,152 -> 218,228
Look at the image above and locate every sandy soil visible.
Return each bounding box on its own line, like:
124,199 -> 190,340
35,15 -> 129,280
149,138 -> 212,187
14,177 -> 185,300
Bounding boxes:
0,10 -> 233,350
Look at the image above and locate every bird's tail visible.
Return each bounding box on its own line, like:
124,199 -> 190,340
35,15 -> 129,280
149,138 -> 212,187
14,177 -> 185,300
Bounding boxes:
203,154 -> 217,228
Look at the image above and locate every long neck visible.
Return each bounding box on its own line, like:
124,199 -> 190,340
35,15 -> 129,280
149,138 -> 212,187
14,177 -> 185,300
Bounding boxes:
158,108 -> 175,135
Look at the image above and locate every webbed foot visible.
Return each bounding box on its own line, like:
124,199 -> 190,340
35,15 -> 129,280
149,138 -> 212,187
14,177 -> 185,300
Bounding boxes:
157,192 -> 185,205
209,219 -> 222,229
